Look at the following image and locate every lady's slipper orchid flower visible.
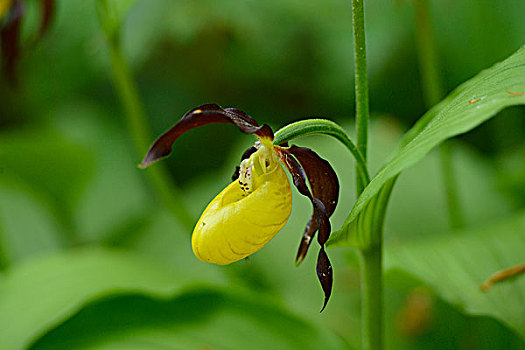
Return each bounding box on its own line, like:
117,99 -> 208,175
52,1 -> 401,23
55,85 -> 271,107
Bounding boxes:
140,104 -> 339,311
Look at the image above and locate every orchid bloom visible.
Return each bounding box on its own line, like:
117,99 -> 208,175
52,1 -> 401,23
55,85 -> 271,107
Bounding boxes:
140,104 -> 339,311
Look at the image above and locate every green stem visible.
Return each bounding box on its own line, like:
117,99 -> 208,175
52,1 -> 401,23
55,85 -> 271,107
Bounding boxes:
351,1 -> 380,349
360,244 -> 383,350
273,119 -> 370,186
413,0 -> 442,106
352,0 -> 370,195
413,0 -> 464,230
96,1 -> 193,230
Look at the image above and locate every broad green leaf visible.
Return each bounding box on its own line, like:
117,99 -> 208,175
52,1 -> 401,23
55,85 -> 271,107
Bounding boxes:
0,129 -> 95,234
0,182 -> 63,265
385,211 -> 525,339
385,143 -> 513,241
328,46 -> 525,248
30,289 -> 349,350
0,248 -> 214,350
53,105 -> 152,243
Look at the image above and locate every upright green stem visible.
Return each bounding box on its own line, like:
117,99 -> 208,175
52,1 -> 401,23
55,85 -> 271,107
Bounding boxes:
413,0 -> 464,230
351,1 -> 381,349
96,1 -> 193,230
352,0 -> 370,195
413,0 -> 442,106
360,245 -> 383,350
108,45 -> 150,155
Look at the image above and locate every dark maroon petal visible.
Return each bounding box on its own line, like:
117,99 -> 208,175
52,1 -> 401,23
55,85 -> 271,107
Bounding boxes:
38,0 -> 55,39
317,247 -> 333,312
276,148 -> 334,311
288,145 -> 339,216
140,104 -> 273,168
285,146 -> 339,264
277,149 -> 330,261
1,1 -> 23,85
278,149 -> 311,198
296,216 -> 318,265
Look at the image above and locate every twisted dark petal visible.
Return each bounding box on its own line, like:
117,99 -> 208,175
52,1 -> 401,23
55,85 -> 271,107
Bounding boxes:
288,145 -> 339,216
277,148 -> 335,311
224,108 -> 258,125
313,198 -> 331,245
295,217 -> 317,265
287,146 -> 339,263
38,0 -> 55,39
317,247 -> 333,312
277,150 -> 318,262
1,1 -> 23,85
140,104 -> 273,168
313,197 -> 332,313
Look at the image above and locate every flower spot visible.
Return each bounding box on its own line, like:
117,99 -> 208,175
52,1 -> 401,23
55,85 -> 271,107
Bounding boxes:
238,158 -> 254,196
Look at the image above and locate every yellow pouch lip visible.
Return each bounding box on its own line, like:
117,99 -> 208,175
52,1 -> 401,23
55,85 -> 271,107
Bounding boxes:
192,148 -> 292,265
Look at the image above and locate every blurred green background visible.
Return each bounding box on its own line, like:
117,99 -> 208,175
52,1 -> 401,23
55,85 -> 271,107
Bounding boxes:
1,0 -> 524,349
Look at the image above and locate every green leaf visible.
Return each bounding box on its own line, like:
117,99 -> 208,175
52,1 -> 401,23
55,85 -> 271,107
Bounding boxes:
53,106 -> 152,243
0,248 -> 208,350
0,182 -> 63,265
385,142 -> 513,241
328,46 -> 525,249
385,212 -> 525,339
30,289 -> 349,350
0,129 -> 95,234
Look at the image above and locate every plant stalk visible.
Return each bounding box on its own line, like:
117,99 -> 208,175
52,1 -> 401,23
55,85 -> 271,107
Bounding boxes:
109,42 -> 194,230
413,0 -> 464,230
351,1 -> 381,349
360,244 -> 383,350
352,0 -> 370,195
97,2 -> 193,230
